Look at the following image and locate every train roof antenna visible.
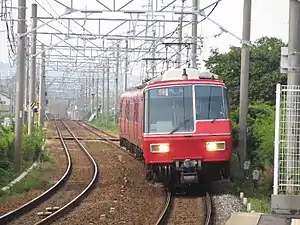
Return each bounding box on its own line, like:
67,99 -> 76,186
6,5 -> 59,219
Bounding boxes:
182,68 -> 188,80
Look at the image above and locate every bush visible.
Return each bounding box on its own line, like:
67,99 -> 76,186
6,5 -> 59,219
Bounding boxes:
0,125 -> 46,188
230,102 -> 275,212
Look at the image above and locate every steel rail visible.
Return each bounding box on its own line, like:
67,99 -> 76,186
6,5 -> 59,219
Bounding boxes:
35,120 -> 99,225
204,192 -> 213,225
154,191 -> 173,225
0,120 -> 72,224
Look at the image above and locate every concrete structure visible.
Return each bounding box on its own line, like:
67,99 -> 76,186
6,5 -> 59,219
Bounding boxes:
226,212 -> 300,225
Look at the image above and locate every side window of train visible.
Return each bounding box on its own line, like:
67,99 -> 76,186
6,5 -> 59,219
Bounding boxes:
126,101 -> 129,120
135,101 -> 138,122
120,102 -> 123,118
132,101 -> 134,122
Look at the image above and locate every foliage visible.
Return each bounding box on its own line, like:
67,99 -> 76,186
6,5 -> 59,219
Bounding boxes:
0,126 -> 15,186
205,37 -> 285,212
90,115 -> 119,136
0,125 -> 46,188
205,37 -> 286,109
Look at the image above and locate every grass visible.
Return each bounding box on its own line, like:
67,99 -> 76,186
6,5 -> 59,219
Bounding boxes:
230,153 -> 272,213
90,116 -> 119,137
0,151 -> 54,200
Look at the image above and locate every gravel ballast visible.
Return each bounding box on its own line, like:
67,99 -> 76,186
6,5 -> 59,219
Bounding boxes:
0,123 -> 67,216
54,141 -> 166,225
211,180 -> 244,224
7,137 -> 95,225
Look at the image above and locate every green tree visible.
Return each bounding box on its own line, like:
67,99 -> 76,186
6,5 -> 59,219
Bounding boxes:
205,37 -> 287,109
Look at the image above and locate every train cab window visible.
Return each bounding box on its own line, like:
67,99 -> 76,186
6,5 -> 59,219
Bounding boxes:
144,85 -> 194,133
194,85 -> 229,120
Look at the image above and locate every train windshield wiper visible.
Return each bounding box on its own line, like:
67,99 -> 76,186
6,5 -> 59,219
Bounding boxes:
169,118 -> 190,135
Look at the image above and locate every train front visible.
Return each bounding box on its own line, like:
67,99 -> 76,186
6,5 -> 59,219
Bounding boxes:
143,79 -> 232,186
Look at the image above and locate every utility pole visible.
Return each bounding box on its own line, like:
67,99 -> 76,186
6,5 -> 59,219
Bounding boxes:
177,0 -> 185,67
115,43 -> 120,122
38,44 -> 45,127
286,0 -> 300,194
287,0 -> 300,85
85,75 -> 88,116
28,3 -> 37,135
91,75 -> 95,114
96,74 -> 99,117
106,59 -> 110,117
124,40 -> 129,91
191,0 -> 198,68
14,0 -> 27,173
91,93 -> 95,114
102,65 -> 105,116
151,30 -> 156,77
24,36 -> 30,123
238,0 -> 252,167
177,16 -> 183,67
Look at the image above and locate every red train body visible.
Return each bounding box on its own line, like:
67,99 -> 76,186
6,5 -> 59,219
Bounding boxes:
119,68 -> 232,186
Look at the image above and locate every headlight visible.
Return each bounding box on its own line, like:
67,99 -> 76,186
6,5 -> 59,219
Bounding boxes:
206,141 -> 225,151
150,143 -> 170,153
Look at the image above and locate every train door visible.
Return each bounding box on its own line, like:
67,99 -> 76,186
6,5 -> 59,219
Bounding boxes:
137,96 -> 142,147
130,99 -> 134,142
125,100 -> 129,140
134,97 -> 138,144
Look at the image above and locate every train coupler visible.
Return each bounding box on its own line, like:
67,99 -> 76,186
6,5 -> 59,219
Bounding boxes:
180,172 -> 199,184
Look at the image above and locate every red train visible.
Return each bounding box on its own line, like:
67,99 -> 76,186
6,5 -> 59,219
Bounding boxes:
119,68 -> 232,186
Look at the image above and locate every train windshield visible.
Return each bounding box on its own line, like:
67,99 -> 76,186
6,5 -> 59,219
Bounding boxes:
144,84 -> 229,134
144,85 -> 194,133
195,85 -> 229,120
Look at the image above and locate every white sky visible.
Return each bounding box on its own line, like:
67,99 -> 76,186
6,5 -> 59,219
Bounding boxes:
0,0 -> 289,82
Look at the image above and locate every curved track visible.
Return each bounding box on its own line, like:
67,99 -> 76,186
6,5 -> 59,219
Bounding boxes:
154,192 -> 213,225
0,120 -> 98,225
77,120 -> 214,225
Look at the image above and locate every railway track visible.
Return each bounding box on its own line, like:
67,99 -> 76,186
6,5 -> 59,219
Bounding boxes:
0,120 -> 98,225
77,120 -> 214,225
154,191 -> 213,225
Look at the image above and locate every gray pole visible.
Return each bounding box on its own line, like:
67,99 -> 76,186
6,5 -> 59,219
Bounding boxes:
91,75 -> 95,113
287,0 -> 300,85
28,3 -> 37,135
106,60 -> 110,117
38,44 -> 45,127
91,93 -> 95,114
14,0 -> 27,173
177,16 -> 183,67
102,66 -> 105,116
286,0 -> 300,194
238,0 -> 252,166
115,43 -> 120,121
151,30 -> 156,77
96,74 -> 99,116
191,0 -> 198,68
85,76 -> 88,116
88,70 -> 91,112
24,36 -> 30,123
124,40 -> 128,91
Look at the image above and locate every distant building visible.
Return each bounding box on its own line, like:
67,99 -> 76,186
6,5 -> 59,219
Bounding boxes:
0,91 -> 12,115
0,62 -> 10,79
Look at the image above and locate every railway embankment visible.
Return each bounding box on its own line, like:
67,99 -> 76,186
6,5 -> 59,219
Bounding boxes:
0,122 -> 65,216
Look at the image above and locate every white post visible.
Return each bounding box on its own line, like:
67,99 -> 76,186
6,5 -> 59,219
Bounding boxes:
273,83 -> 281,195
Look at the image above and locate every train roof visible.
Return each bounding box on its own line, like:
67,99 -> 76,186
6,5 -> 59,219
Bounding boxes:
151,68 -> 219,82
123,68 -> 222,94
